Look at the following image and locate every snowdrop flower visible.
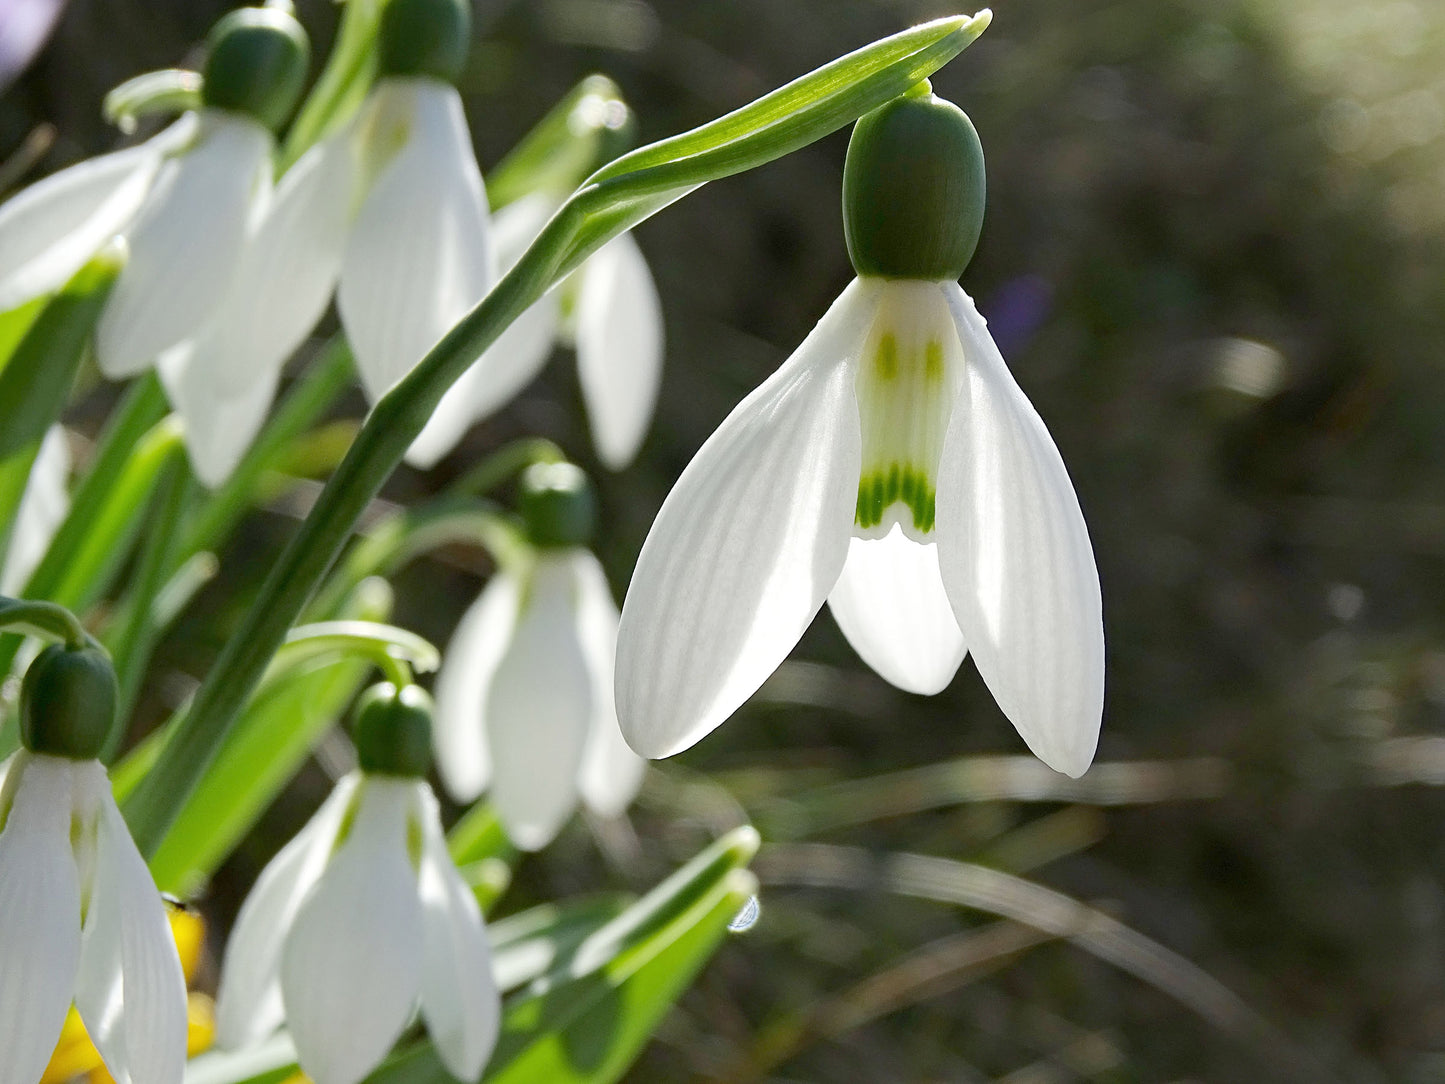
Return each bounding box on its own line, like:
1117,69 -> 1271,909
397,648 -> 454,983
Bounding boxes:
0,6 -> 310,384
409,78 -> 664,471
216,683 -> 500,1084
616,88 -> 1104,777
434,463 -> 644,849
0,643 -> 188,1084
1,426 -> 69,594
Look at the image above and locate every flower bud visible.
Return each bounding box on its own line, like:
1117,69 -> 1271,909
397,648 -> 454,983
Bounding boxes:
201,6 -> 311,131
842,85 -> 986,282
519,462 -> 597,549
377,0 -> 472,83
20,644 -> 119,761
353,682 -> 434,777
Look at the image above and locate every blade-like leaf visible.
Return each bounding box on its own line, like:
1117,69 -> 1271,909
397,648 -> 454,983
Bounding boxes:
0,243 -> 124,460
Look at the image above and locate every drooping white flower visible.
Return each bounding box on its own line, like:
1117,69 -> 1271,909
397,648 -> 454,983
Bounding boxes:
1,425 -> 70,594
0,750 -> 188,1084
434,545 -> 644,849
406,191 -> 664,472
215,771 -> 499,1084
615,90 -> 1104,777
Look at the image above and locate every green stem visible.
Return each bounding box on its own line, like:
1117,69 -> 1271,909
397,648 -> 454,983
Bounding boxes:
447,436 -> 565,500
0,598 -> 93,649
306,498 -> 524,621
122,14 -> 989,854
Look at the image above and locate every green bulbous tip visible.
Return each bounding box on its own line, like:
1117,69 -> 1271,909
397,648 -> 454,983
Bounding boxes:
378,0 -> 472,83
201,6 -> 311,131
353,682 -> 434,777
842,89 -> 986,281
20,644 -> 119,761
519,462 -> 597,549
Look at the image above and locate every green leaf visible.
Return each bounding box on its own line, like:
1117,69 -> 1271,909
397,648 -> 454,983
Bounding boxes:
123,13 -> 993,856
0,438 -> 41,575
486,77 -> 629,209
140,582 -> 393,895
0,244 -> 124,460
0,296 -> 47,374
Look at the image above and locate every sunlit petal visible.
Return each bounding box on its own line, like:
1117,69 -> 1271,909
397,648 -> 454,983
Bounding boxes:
936,284 -> 1104,777
73,770 -> 188,1084
576,230 -> 664,469
1,425 -> 69,593
96,111 -> 272,378
281,777 -> 423,1084
157,346 -> 279,488
486,555 -> 591,850
416,786 -> 499,1080
0,754 -> 82,1084
433,573 -> 521,803
190,131 -> 356,399
339,80 -> 492,402
615,280 -> 875,758
570,549 -> 644,817
214,773 -> 359,1049
0,115 -> 196,311
827,525 -> 967,694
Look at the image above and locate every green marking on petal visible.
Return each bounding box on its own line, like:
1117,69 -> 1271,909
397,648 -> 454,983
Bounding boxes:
852,282 -> 960,540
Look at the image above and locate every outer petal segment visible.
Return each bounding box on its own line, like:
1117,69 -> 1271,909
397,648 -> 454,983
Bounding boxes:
0,116 -> 195,310
73,770 -> 188,1084
936,285 -> 1104,777
485,555 -> 592,850
214,774 -> 360,1049
0,755 -> 83,1084
281,777 -> 424,1084
96,111 -> 272,378
615,280 -> 874,759
338,80 -> 492,403
576,230 -> 664,470
416,787 -> 500,1080
827,525 -> 967,695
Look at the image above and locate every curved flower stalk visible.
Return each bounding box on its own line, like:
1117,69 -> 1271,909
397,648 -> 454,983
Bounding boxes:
0,644 -> 187,1084
215,684 -> 499,1084
434,463 -> 644,848
1,425 -> 70,594
616,88 -> 1104,777
408,79 -> 665,471
0,7 -> 310,386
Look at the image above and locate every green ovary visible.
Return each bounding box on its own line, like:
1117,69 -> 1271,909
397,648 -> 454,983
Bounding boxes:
853,283 -> 958,540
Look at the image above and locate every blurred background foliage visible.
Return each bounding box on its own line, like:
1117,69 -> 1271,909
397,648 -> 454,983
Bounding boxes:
6,0 -> 1445,1080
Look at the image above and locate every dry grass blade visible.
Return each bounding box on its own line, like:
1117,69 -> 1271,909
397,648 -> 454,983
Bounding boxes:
756,843 -> 1324,1078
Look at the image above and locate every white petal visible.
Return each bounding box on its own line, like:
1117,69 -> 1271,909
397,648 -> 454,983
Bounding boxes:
614,280 -> 875,759
570,550 -> 644,816
1,424 -> 70,593
214,774 -> 360,1050
73,769 -> 188,1084
415,786 -> 500,1080
576,231 -> 664,470
486,554 -> 592,850
826,525 -> 967,695
432,575 -> 520,803
0,754 -> 83,1084
157,346 -> 280,487
0,116 -> 196,310
96,110 -> 273,378
188,132 -> 356,399
339,80 -> 492,403
281,777 -> 424,1084
936,285 -> 1104,777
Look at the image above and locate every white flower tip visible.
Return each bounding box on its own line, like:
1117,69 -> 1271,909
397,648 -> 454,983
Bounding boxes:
1030,728 -> 1099,779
